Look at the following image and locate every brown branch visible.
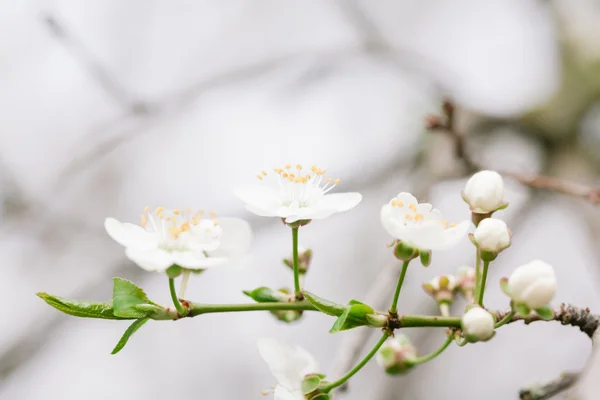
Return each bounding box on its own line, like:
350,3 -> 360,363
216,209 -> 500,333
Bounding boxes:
519,372 -> 579,400
425,99 -> 600,204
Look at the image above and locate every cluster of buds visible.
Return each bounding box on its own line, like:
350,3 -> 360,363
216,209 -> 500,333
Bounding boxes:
283,246 -> 313,274
376,335 -> 418,375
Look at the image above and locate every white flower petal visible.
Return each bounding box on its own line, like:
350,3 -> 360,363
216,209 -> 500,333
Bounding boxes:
395,192 -> 418,205
235,186 -> 281,213
320,192 -> 362,212
274,386 -> 303,400
436,220 -> 470,250
257,338 -> 318,391
124,247 -> 174,272
104,218 -> 156,248
170,252 -> 229,270
246,204 -> 279,218
210,217 -> 253,257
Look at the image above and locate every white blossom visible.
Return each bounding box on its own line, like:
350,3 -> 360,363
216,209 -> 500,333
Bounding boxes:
105,207 -> 252,272
461,307 -> 495,341
258,338 -> 319,400
473,218 -> 511,253
463,170 -> 506,214
234,164 -> 361,223
381,192 -> 469,251
508,260 -> 557,309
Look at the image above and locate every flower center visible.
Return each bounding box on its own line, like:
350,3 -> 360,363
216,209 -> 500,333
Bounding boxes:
140,207 -> 222,251
390,200 -> 456,229
256,164 -> 340,207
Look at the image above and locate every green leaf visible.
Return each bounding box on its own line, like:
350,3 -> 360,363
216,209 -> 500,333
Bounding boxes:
112,277 -> 150,318
111,318 -> 149,355
329,303 -> 375,333
301,375 -> 322,395
515,303 -> 531,316
37,292 -> 130,320
243,287 -> 288,303
535,305 -> 554,320
303,291 -> 346,317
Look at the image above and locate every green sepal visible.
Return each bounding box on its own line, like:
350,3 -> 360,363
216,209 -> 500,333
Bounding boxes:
303,291 -> 346,317
329,301 -> 375,333
111,317 -> 149,354
535,305 -> 554,320
311,395 -> 330,400
514,303 -> 531,316
419,250 -> 431,267
165,265 -> 183,278
112,277 -> 150,318
37,292 -> 131,320
243,287 -> 288,303
499,277 -> 510,295
301,375 -> 322,395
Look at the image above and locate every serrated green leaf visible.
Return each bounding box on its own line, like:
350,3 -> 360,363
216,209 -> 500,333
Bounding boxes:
111,318 -> 149,355
37,292 -> 130,320
301,375 -> 321,395
535,305 -> 554,320
303,291 -> 346,317
112,277 -> 150,318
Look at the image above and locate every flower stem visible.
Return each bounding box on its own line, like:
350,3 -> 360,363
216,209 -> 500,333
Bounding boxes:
291,227 -> 302,299
474,249 -> 482,303
169,278 -> 188,316
495,310 -> 515,328
409,334 -> 453,365
179,270 -> 191,299
476,260 -> 490,306
389,260 -> 410,314
322,333 -> 389,393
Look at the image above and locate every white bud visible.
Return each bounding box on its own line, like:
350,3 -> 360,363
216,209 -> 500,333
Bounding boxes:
422,275 -> 458,303
376,335 -> 417,375
473,218 -> 511,253
461,307 -> 495,342
463,170 -> 505,213
508,260 -> 556,309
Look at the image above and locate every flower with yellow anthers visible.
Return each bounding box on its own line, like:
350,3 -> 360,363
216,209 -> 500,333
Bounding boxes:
381,192 -> 469,252
235,164 -> 362,223
104,207 -> 252,272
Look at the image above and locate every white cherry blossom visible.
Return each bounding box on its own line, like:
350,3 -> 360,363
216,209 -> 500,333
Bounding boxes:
258,338 -> 319,400
381,192 -> 469,251
234,164 -> 362,223
105,207 -> 252,272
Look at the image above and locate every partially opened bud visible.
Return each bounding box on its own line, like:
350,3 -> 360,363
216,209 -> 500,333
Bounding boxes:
461,307 -> 495,342
376,335 -> 417,375
508,260 -> 557,310
472,218 -> 511,260
457,266 -> 476,301
422,275 -> 458,305
462,170 -> 507,214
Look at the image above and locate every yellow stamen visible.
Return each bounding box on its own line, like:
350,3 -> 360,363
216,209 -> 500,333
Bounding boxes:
210,211 -> 216,218
261,170 -> 267,176
405,213 -> 413,220
285,163 -> 291,169
143,206 -> 150,213
326,177 -> 333,183
334,178 -> 340,185
450,222 -> 456,227
256,174 -> 263,180
140,214 -> 147,227
409,204 -> 417,211
155,206 -> 164,215
173,209 -> 180,215
296,164 -> 302,170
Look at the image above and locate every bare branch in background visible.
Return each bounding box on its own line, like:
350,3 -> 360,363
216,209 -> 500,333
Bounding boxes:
519,372 -> 579,400
42,13 -> 149,115
426,100 -> 600,204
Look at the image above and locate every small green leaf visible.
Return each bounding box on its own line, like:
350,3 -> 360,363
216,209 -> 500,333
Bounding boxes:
535,305 -> 554,320
243,287 -> 288,303
515,303 -> 531,316
303,291 -> 346,317
112,277 -> 150,318
329,303 -> 375,333
37,292 -> 130,320
311,394 -> 330,400
111,318 -> 149,355
301,375 -> 322,395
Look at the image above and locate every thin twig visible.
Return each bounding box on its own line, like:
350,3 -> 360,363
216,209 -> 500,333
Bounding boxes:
519,372 -> 579,400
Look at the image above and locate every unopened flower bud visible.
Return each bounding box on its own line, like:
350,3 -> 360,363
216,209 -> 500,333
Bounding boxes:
457,266 -> 476,301
393,241 -> 419,262
462,170 -> 507,215
376,335 -> 417,375
422,275 -> 457,305
472,218 -> 511,260
283,246 -> 313,274
507,260 -> 557,310
461,307 -> 495,342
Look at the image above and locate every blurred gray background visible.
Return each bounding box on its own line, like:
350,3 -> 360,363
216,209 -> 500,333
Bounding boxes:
2,0 -> 600,399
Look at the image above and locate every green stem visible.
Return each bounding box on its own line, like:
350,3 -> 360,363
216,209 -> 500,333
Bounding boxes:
474,249 -> 482,302
476,260 -> 490,306
169,278 -> 188,316
410,334 -> 453,365
495,310 -> 515,328
389,260 -> 410,314
322,333 -> 389,393
291,227 -> 302,299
